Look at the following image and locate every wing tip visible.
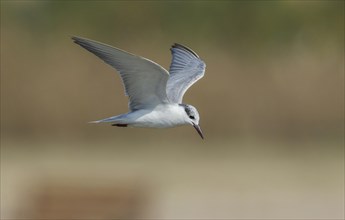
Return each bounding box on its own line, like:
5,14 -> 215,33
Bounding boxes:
71,36 -> 93,47
71,35 -> 81,42
171,43 -> 199,58
71,36 -> 87,47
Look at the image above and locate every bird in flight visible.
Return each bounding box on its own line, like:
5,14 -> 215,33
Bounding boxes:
72,37 -> 206,139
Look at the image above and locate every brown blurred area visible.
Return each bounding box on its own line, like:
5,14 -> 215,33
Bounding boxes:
1,1 -> 344,219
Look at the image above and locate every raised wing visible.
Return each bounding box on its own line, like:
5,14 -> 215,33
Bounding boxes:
72,36 -> 170,111
166,43 -> 206,103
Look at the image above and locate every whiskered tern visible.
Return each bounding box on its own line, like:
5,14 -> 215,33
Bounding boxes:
72,37 -> 206,139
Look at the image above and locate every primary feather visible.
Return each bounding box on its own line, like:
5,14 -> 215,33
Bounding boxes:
72,36 -> 170,110
167,43 -> 206,103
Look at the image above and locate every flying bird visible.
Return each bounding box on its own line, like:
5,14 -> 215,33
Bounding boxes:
72,36 -> 206,139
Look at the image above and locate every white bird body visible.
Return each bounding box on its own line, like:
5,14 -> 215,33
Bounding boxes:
92,103 -> 188,128
73,36 -> 206,138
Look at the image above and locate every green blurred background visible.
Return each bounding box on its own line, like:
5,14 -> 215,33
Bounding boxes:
1,1 -> 344,219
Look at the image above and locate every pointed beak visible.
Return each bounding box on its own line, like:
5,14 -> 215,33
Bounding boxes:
193,123 -> 204,139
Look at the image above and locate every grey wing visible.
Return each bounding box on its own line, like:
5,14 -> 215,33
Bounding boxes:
72,36 -> 170,111
166,43 -> 206,104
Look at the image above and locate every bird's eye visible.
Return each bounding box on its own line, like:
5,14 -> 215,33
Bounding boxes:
189,115 -> 195,119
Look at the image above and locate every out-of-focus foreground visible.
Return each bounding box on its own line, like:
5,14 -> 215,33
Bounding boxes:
1,1 -> 344,219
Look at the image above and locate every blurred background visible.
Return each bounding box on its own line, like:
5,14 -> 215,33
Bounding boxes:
1,1 -> 344,219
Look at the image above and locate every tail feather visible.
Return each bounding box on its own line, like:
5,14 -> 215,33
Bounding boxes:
88,115 -> 125,124
88,120 -> 101,124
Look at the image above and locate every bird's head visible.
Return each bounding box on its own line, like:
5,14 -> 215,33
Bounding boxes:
180,104 -> 204,139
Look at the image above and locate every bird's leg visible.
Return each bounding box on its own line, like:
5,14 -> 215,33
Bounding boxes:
112,124 -> 128,127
